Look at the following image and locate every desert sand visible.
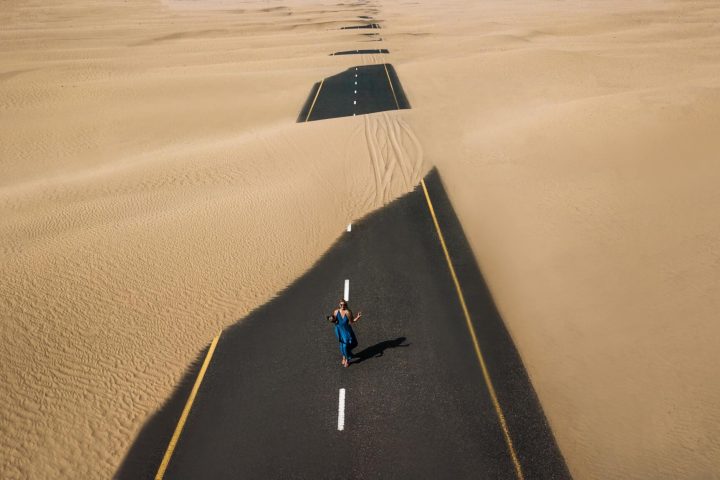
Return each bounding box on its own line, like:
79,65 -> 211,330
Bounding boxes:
1,0 -> 719,478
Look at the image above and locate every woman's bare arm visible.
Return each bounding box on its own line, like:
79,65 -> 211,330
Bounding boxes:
351,310 -> 362,322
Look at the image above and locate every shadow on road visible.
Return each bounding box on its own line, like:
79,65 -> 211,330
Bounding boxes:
113,344 -> 211,480
114,169 -> 571,479
352,336 -> 409,364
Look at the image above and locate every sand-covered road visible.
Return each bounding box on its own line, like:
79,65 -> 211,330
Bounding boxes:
2,0 -> 719,478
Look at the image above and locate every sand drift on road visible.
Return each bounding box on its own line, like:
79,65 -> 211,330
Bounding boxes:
2,0 -> 720,479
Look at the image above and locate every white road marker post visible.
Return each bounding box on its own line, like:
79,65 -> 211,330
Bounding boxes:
338,388 -> 346,431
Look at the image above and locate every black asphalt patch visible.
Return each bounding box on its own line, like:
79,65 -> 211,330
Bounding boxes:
330,49 -> 389,55
341,23 -> 381,29
297,64 -> 410,122
116,169 -> 571,480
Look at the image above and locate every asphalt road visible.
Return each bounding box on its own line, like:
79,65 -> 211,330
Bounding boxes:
341,23 -> 381,29
331,49 -> 389,55
117,169 -> 571,479
298,64 -> 410,122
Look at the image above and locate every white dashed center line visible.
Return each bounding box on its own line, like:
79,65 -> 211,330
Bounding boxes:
344,279 -> 350,301
347,223 -> 352,232
338,388 -> 346,431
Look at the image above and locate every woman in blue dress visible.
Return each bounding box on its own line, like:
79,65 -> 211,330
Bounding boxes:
330,299 -> 362,367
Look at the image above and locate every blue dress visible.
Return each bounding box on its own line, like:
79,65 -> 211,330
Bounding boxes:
335,311 -> 358,359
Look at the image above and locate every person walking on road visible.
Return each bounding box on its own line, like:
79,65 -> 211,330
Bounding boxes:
329,300 -> 362,367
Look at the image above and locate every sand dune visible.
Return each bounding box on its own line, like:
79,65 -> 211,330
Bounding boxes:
1,0 -> 719,478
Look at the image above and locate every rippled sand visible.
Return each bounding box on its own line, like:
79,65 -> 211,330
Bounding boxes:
1,0 -> 719,478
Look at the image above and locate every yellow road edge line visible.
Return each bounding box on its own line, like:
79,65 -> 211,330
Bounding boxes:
305,79 -> 325,122
155,333 -> 222,480
420,179 -> 525,480
383,63 -> 401,110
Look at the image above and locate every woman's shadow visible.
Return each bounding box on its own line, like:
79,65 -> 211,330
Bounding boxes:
351,336 -> 409,365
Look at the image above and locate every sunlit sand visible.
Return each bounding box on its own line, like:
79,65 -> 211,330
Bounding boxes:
1,0 -> 719,478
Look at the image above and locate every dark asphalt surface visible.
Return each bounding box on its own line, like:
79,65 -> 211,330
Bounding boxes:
117,170 -> 571,479
331,49 -> 389,55
341,23 -> 381,29
298,64 -> 410,122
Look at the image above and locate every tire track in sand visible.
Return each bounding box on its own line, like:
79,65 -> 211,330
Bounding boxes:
360,112 -> 424,205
